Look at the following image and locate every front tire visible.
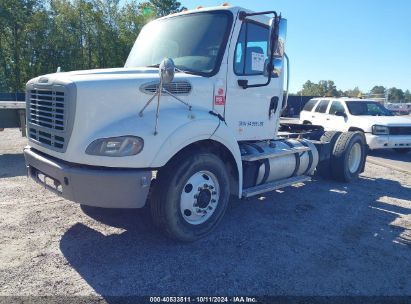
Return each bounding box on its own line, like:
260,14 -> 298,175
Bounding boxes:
150,151 -> 230,242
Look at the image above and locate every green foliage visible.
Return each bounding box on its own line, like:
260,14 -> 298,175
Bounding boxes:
298,81 -> 410,103
343,86 -> 362,98
0,0 -> 184,91
404,90 -> 411,102
370,85 -> 386,95
148,0 -> 185,17
388,87 -> 404,102
298,80 -> 341,97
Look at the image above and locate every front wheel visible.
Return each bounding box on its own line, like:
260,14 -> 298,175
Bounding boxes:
150,152 -> 230,242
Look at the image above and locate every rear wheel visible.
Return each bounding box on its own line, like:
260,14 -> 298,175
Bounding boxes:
331,132 -> 367,182
393,148 -> 411,154
150,151 -> 230,242
316,131 -> 342,179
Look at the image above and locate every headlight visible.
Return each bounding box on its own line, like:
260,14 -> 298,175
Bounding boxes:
86,136 -> 144,156
372,125 -> 389,135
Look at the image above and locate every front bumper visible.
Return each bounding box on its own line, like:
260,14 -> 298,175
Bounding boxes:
24,147 -> 152,208
365,134 -> 411,150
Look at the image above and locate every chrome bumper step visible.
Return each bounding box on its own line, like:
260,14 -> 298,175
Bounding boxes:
242,175 -> 311,198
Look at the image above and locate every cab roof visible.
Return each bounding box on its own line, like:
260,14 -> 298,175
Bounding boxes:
156,5 -> 271,24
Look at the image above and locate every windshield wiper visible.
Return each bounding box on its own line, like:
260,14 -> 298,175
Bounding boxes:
175,65 -> 197,75
145,63 -> 198,76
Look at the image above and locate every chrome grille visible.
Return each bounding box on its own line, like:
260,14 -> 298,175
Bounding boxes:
28,88 -> 66,150
141,81 -> 192,95
389,126 -> 411,135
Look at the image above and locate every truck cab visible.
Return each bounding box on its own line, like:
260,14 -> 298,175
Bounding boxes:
24,5 -> 367,241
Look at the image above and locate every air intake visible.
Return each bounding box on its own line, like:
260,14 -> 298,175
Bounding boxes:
140,81 -> 192,95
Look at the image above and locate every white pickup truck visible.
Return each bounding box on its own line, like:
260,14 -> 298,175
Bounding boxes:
300,97 -> 411,153
24,5 -> 368,241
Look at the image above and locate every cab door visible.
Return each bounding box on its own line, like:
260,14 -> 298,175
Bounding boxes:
224,17 -> 285,141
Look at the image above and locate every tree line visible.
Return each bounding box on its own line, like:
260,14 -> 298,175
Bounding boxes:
297,80 -> 411,103
0,0 -> 184,92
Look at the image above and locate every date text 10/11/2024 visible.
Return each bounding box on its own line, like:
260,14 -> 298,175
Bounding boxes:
149,296 -> 258,303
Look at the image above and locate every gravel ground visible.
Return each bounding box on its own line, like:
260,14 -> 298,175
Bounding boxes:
0,128 -> 410,298
368,150 -> 411,173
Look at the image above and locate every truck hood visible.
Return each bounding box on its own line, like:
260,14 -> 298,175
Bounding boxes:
32,67 -> 180,83
26,67 -> 217,166
27,67 -> 215,112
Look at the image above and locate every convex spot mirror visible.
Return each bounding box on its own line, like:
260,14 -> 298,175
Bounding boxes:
159,58 -> 175,84
265,18 -> 287,78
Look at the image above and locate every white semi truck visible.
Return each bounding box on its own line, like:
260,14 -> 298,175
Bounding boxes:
24,5 -> 367,241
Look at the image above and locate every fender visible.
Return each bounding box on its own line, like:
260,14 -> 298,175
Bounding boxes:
151,118 -> 243,198
210,122 -> 243,198
66,108 -> 221,168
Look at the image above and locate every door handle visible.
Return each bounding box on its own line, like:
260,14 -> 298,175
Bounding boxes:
312,115 -> 315,118
238,79 -> 248,89
326,118 -> 330,120
269,97 -> 279,119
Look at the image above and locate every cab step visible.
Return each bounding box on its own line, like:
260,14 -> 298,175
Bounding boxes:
241,146 -> 310,162
242,175 -> 311,198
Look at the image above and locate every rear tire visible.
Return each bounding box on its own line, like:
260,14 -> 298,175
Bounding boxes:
393,148 -> 411,154
150,151 -> 230,242
316,131 -> 342,179
331,132 -> 367,182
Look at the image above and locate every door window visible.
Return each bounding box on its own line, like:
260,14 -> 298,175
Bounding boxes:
314,100 -> 330,113
329,101 -> 346,115
303,99 -> 319,112
234,22 -> 268,75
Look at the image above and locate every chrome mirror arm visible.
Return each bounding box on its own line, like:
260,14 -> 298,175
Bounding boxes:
138,58 -> 192,135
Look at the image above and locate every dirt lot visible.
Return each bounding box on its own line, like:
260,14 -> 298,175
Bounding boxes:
0,128 -> 410,297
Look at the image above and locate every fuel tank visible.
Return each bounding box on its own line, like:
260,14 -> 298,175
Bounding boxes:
240,139 -> 319,187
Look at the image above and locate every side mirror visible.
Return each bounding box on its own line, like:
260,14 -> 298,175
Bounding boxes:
335,111 -> 347,117
266,18 -> 287,77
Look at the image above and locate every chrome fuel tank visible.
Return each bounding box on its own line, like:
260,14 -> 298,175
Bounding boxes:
241,139 -> 319,186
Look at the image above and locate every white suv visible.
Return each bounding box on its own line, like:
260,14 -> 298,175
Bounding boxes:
299,98 -> 411,153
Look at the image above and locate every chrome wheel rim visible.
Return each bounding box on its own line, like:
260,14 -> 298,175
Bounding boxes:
348,142 -> 362,173
180,170 -> 220,225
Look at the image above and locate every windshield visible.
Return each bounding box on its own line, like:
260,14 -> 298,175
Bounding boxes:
346,101 -> 394,116
125,11 -> 232,76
